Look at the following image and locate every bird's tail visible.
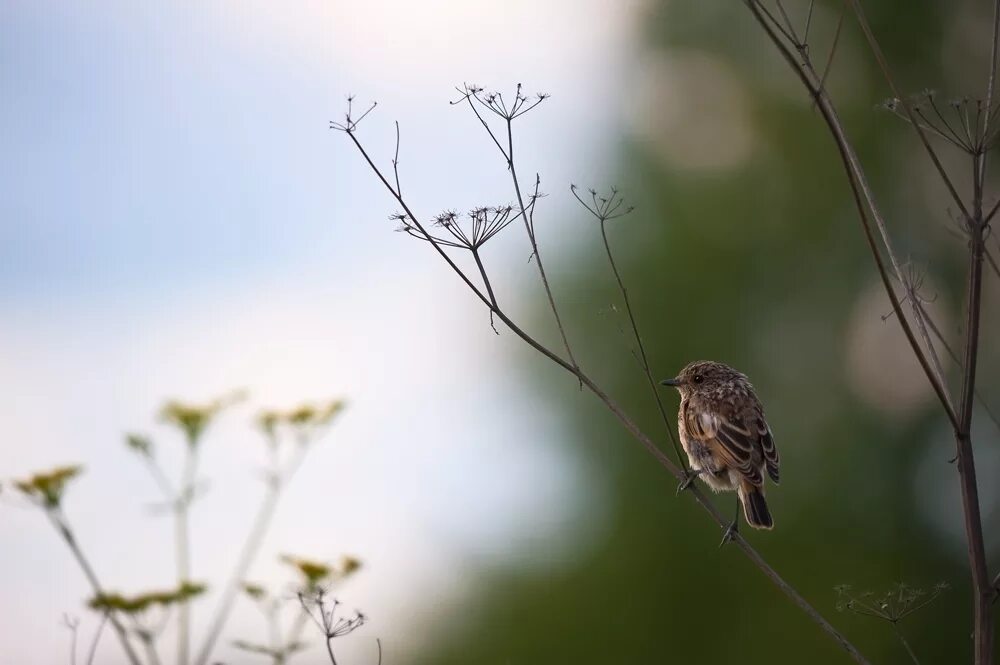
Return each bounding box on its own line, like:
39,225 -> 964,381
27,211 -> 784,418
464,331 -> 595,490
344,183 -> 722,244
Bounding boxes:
738,483 -> 774,530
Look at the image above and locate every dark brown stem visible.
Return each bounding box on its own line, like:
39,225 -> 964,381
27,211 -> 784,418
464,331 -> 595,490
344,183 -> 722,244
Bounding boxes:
890,622 -> 921,665
979,0 -> 1000,190
471,247 -> 500,334
504,118 -> 581,378
325,636 -> 338,665
597,218 -> 686,468
916,300 -> 1000,435
957,156 -> 992,663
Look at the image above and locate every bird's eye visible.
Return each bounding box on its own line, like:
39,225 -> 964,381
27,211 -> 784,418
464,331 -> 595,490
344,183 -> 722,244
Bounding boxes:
693,374 -> 703,384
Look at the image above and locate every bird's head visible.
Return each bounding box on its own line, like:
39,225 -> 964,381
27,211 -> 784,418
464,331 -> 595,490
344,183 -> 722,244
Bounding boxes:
660,360 -> 747,397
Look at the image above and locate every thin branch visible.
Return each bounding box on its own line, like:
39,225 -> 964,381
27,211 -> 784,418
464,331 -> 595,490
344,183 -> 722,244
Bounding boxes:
571,185 -> 686,469
986,197 -> 1000,225
501,113 -> 582,379
85,614 -> 109,665
64,615 -> 79,665
984,0 -> 999,193
471,248 -> 500,334
803,0 -> 816,44
392,121 -> 402,197
916,300 -> 1000,435
890,623 -> 921,665
986,246 -> 1000,280
816,8 -> 845,103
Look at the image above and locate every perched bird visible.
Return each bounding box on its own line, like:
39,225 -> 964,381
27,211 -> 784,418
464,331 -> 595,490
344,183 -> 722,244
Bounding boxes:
660,360 -> 780,541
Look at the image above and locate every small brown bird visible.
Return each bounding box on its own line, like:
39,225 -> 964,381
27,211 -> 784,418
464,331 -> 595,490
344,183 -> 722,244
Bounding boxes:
660,360 -> 780,541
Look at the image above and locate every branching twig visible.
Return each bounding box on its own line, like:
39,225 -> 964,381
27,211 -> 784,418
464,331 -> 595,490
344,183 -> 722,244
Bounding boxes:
455,85 -> 583,382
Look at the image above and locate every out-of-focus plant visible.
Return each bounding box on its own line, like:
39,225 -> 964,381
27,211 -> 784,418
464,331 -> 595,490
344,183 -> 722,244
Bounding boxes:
234,554 -> 364,664
193,398 -> 347,665
6,394 -> 360,665
89,582 -> 207,665
8,465 -> 144,665
61,612 -> 109,665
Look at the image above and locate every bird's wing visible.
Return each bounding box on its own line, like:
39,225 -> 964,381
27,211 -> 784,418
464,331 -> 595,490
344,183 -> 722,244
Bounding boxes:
759,418 -> 780,484
685,404 -> 763,485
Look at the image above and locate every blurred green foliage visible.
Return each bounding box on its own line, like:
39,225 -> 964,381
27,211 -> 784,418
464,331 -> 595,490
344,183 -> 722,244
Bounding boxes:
412,1 -> 999,663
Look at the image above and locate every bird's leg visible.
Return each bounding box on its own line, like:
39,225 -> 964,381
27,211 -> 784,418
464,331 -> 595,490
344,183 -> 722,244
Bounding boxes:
719,496 -> 741,547
675,468 -> 702,495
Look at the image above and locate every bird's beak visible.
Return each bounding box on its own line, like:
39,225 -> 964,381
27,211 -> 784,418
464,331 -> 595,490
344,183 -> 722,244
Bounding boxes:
660,377 -> 682,387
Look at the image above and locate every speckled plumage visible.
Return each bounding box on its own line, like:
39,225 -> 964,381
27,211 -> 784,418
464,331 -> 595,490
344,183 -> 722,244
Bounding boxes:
666,360 -> 780,530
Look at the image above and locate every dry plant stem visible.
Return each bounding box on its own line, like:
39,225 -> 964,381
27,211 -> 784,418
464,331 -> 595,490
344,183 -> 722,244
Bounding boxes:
67,616 -> 79,665
986,247 -> 1000,280
505,121 -> 581,378
192,445 -> 311,665
597,217 -> 686,469
278,609 -> 311,664
266,603 -> 283,665
459,92 -> 581,376
916,301 -> 1000,434
978,0 -> 1000,196
86,615 -> 109,665
846,3 -> 994,660
46,511 -> 144,665
175,448 -> 196,665
958,173 -> 993,661
891,623 -> 921,665
140,635 -> 164,665
748,1 -> 994,661
340,128 -> 870,665
471,247 -> 500,332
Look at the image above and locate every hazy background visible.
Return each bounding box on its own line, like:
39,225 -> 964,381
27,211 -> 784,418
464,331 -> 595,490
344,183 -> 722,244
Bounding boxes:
3,1 -> 1000,664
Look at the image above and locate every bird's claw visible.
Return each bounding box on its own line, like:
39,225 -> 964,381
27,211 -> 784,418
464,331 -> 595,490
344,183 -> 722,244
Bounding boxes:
675,469 -> 701,495
719,521 -> 739,548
